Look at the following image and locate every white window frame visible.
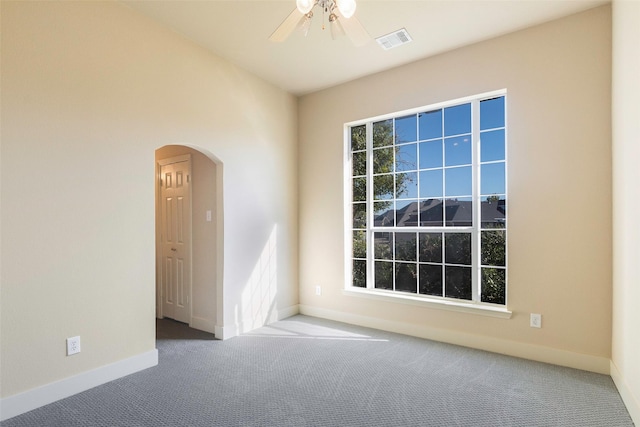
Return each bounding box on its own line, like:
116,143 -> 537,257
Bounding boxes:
344,90 -> 511,318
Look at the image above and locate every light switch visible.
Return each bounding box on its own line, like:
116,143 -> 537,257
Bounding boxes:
206,210 -> 212,222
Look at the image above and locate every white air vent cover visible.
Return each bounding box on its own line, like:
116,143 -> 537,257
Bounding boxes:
376,28 -> 412,50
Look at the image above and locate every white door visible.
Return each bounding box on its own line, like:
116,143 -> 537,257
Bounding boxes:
159,157 -> 192,324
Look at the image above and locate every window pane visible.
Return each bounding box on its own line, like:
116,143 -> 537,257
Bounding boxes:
395,263 -> 417,293
353,230 -> 367,259
352,177 -> 366,202
352,151 -> 367,176
349,93 -> 506,304
395,115 -> 417,143
373,147 -> 394,174
418,109 -> 442,140
395,200 -> 419,227
444,197 -> 472,227
444,103 -> 471,136
481,268 -> 506,304
481,196 -> 506,228
444,135 -> 472,166
419,170 -> 443,198
480,97 -> 505,130
396,172 -> 417,199
351,125 -> 366,151
480,129 -> 505,162
419,264 -> 443,296
445,266 -> 472,300
375,261 -> 393,289
420,199 -> 443,227
373,174 -> 394,200
396,143 -> 417,171
481,162 -> 505,195
353,203 -> 367,228
374,232 -> 393,260
419,140 -> 443,169
353,260 -> 367,288
419,232 -> 442,263
481,230 -> 506,266
444,166 -> 472,197
373,119 -> 393,148
373,202 -> 394,227
395,232 -> 417,261
445,233 -> 471,265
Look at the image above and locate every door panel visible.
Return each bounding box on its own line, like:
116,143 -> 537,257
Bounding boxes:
160,159 -> 192,323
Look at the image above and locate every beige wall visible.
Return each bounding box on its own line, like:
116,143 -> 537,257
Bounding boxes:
0,0 -> 298,403
299,6 -> 612,372
611,0 -> 640,423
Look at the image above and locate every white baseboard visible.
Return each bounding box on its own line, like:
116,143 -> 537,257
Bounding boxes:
190,316 -> 216,334
277,304 -> 300,320
214,323 -> 232,340
215,304 -> 300,340
0,349 -> 158,422
299,305 -> 610,374
610,360 -> 640,425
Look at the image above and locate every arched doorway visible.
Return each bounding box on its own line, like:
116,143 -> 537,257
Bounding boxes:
155,145 -> 223,335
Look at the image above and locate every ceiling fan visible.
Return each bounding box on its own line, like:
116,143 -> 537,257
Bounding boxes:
269,0 -> 371,47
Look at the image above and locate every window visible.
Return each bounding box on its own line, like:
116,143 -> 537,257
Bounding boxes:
347,91 -> 507,306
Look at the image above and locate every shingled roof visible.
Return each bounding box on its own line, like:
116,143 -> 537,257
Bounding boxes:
374,198 -> 505,228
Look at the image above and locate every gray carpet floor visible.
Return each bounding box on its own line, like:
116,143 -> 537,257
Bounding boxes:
2,315 -> 634,426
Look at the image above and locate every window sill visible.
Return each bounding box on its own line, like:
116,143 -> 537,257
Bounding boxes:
342,287 -> 512,319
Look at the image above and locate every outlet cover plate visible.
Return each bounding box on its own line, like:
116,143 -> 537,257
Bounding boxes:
530,314 -> 542,328
67,336 -> 81,356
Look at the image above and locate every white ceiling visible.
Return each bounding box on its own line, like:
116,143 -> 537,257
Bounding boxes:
121,0 -> 607,96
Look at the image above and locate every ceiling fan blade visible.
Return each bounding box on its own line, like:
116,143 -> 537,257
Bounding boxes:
340,15 -> 371,47
269,8 -> 305,42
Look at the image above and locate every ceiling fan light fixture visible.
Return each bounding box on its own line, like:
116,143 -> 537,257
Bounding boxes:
337,0 -> 356,18
271,0 -> 369,46
296,0 -> 315,14
299,12 -> 313,37
329,13 -> 345,39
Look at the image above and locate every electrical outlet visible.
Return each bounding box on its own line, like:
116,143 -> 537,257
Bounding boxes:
315,286 -> 322,296
530,313 -> 542,328
67,336 -> 81,356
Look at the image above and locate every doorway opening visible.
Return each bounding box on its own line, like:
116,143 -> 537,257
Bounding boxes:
155,145 -> 223,336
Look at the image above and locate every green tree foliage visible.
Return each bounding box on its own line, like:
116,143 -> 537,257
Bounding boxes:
481,230 -> 506,304
351,121 -> 410,207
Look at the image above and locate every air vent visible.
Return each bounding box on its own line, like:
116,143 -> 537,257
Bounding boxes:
376,28 -> 412,51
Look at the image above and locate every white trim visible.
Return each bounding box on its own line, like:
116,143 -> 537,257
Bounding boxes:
345,90 -> 508,306
214,324 -> 233,340
343,287 -> 512,319
190,316 -> 216,334
345,89 -> 508,127
610,360 -> 640,426
299,305 -> 609,374
214,304 -> 300,340
277,304 -> 301,320
0,349 -> 158,422
236,304 -> 301,336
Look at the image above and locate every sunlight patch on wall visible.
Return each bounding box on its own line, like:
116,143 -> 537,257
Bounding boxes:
240,225 -> 278,331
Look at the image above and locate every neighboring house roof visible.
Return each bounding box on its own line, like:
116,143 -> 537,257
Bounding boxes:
374,198 -> 505,228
